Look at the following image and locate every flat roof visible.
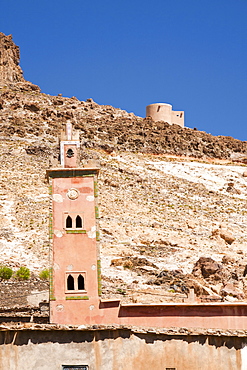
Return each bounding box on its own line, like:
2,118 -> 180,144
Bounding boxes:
0,323 -> 246,337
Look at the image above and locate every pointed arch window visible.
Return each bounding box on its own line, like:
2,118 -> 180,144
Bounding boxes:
67,274 -> 75,290
76,215 -> 82,228
78,274 -> 85,290
66,215 -> 72,228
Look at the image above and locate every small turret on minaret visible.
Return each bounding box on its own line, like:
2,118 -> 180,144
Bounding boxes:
60,122 -> 80,168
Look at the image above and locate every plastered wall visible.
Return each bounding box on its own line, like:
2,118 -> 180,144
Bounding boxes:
0,329 -> 244,370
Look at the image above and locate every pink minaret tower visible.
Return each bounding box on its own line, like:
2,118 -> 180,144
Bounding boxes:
47,123 -> 101,324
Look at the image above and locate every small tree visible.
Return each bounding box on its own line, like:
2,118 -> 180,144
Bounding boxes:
16,266 -> 30,280
0,266 -> 13,280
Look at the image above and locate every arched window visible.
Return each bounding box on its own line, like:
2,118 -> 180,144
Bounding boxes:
66,148 -> 74,158
78,274 -> 85,290
66,215 -> 72,228
67,275 -> 74,290
76,215 -> 82,228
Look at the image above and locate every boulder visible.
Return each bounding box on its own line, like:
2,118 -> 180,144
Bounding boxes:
212,228 -> 235,244
243,265 -> 247,277
220,230 -> 235,244
221,283 -> 244,299
222,255 -> 236,265
187,220 -> 196,229
192,257 -> 222,279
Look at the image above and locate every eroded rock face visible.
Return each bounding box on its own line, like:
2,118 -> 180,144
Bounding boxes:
0,33 -> 25,84
0,33 -> 40,92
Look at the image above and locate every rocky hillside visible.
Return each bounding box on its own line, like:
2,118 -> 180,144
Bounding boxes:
0,32 -> 247,309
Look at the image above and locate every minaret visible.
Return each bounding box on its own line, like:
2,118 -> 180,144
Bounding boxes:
47,123 -> 101,325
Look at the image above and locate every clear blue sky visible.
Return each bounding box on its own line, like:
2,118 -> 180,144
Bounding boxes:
1,0 -> 247,140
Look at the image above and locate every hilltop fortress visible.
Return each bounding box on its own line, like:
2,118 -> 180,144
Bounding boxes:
146,102 -> 184,127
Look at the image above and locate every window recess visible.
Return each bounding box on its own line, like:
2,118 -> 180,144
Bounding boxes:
64,212 -> 86,233
65,272 -> 86,293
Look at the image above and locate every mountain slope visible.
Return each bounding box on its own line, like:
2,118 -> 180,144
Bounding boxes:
0,32 -> 247,307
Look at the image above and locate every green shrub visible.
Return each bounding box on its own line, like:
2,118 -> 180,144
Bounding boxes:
0,266 -> 13,280
16,266 -> 30,280
39,269 -> 49,280
116,288 -> 126,295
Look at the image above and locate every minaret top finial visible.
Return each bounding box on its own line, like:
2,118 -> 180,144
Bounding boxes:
60,122 -> 80,168
65,122 -> 72,141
